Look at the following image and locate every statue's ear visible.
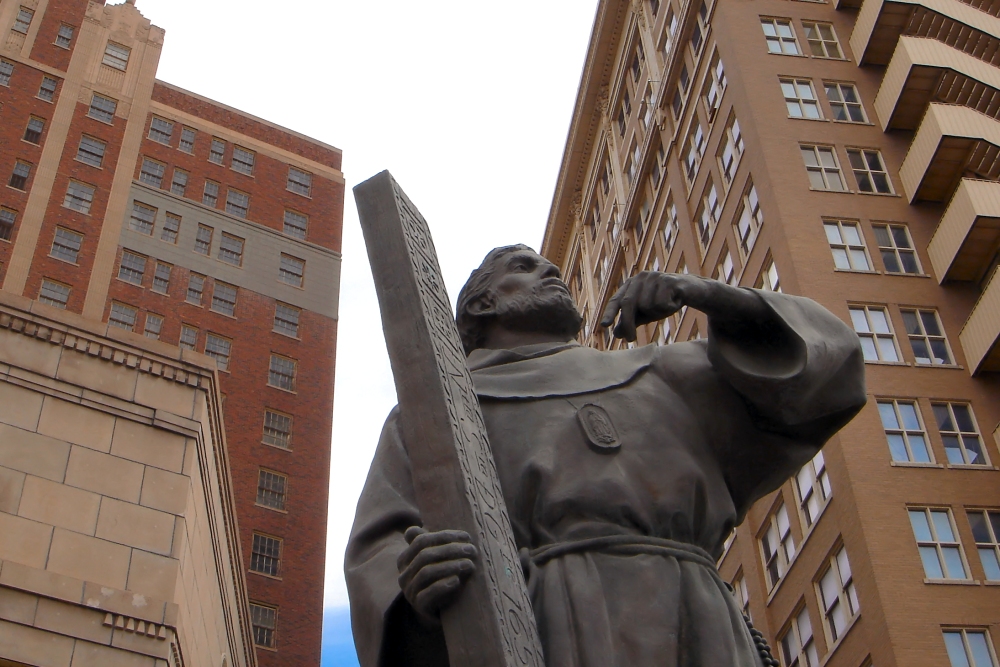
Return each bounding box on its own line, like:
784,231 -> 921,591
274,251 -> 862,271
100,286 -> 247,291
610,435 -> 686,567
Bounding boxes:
466,292 -> 497,317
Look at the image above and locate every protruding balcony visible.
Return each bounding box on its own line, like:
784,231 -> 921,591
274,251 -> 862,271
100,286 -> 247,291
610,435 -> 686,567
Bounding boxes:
928,178 -> 1000,281
960,265 -> 1000,372
899,103 -> 1000,203
875,37 -> 1000,131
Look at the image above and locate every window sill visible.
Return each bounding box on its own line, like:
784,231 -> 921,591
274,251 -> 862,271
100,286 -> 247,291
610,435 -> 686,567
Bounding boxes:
208,159 -> 225,167
834,268 -> 880,275
272,329 -> 301,341
61,204 -> 92,216
184,301 -> 204,308
884,271 -> 932,278
87,115 -> 114,126
249,571 -> 282,582
912,362 -> 964,371
983,580 -> 1000,586
254,502 -> 288,514
209,309 -> 238,320
768,51 -> 810,58
946,464 -> 998,471
788,115 -> 830,123
808,187 -> 854,195
863,360 -> 909,366
890,461 -> 944,469
49,255 -> 80,266
151,288 -> 169,297
114,277 -> 143,288
923,578 -> 979,586
856,190 -> 901,198
36,97 -> 54,104
286,188 -> 313,200
73,158 -> 102,170
831,119 -> 875,127
254,645 -> 278,653
266,384 -> 297,395
22,139 -> 42,147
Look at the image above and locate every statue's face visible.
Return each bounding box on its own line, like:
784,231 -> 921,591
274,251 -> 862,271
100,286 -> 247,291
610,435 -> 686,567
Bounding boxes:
487,250 -> 582,338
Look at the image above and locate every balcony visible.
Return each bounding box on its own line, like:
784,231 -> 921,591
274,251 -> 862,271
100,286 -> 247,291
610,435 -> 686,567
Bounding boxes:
928,178 -> 1000,280
960,264 -> 1000,372
899,103 -> 1000,202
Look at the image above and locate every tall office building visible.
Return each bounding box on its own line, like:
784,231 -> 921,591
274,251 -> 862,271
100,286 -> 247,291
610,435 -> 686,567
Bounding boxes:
543,1 -> 1000,665
0,1 -> 343,664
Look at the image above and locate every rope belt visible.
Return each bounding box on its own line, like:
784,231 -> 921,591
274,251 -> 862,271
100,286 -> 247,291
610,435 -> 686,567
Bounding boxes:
519,535 -> 779,667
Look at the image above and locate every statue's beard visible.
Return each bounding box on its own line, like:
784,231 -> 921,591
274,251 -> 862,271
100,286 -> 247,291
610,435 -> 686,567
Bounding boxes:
494,287 -> 583,341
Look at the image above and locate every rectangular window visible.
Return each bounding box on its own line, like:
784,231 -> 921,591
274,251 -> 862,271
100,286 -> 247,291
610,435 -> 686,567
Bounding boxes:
795,450 -> 831,529
51,227 -> 82,263
179,325 -> 198,350
283,210 -> 308,239
194,224 -> 213,255
186,273 -> 204,305
218,233 -> 244,266
817,546 -> 859,642
55,24 -> 74,49
139,158 -> 165,188
279,254 -> 305,287
968,510 -> 1000,581
779,606 -> 819,667
23,117 -> 44,144
148,117 -> 173,145
761,502 -> 796,589
756,258 -> 782,292
824,220 -> 871,270
225,189 -> 249,218
801,145 -> 845,191
250,603 -> 277,648
0,59 -> 14,87
703,50 -> 727,119
825,82 -> 866,122
878,400 -> 932,463
873,223 -> 920,273
732,572 -> 751,621
0,208 -> 16,241
203,180 -> 219,207
735,184 -> 762,259
909,508 -> 969,580
287,167 -> 312,196
108,302 -> 137,331
256,469 -> 288,510
129,202 -> 156,235
274,303 -> 300,337
88,94 -> 117,123
39,279 -> 70,308
263,410 -> 293,449
683,120 -> 706,182
943,629 -> 997,667
143,313 -> 162,339
76,135 -> 106,168
718,114 -> 744,185
848,149 -> 892,194
205,333 -> 232,371
690,1 -> 709,54
714,248 -> 737,286
761,18 -> 801,54
13,7 -> 33,34
152,262 -> 171,293
118,250 -> 146,285
209,138 -> 225,164
803,21 -> 843,58
160,213 -> 180,244
934,403 -> 987,466
170,168 -> 188,196
850,305 -> 899,362
781,78 -> 822,119
902,309 -> 952,365
211,281 -> 237,316
662,195 -> 679,254
695,180 -> 721,252
232,146 -> 255,175
9,160 -> 31,190
102,42 -> 130,70
268,354 -> 296,391
179,127 -> 196,153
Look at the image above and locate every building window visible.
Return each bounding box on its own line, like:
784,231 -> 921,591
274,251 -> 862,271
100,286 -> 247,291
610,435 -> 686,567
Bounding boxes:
795,450 -> 831,529
51,227 -> 83,263
118,250 -> 146,285
108,302 -> 137,332
194,224 -> 213,255
13,7 -> 33,34
250,603 -> 277,649
803,21 -> 843,58
0,59 -> 14,86
218,233 -> 244,266
148,117 -> 173,145
695,180 -> 721,252
848,149 -> 892,194
734,184 -> 762,259
824,219 -> 871,271
662,195 -> 679,254
256,469 -> 288,510
732,572 -> 751,620
902,309 -> 952,365
801,145 -> 846,191
232,146 -> 255,175
152,262 -> 171,293
909,507 -> 969,580
943,629 -> 997,667
211,281 -> 237,316
690,1 -> 709,53
817,545 -> 859,642
934,403 -> 988,466
703,50 -> 727,120
761,502 -> 796,589
282,210 -> 309,240
761,18 -> 801,55
179,325 -> 198,350
9,161 -> 31,190
203,180 -> 219,207
102,42 -> 130,70
0,208 -> 16,241
872,223 -> 920,274
878,400 -> 932,463
824,82 -> 866,123
780,78 -> 821,119
268,354 -> 296,391
55,24 -> 74,49
849,305 -> 899,362
179,127 -> 196,153
186,273 -> 205,305
779,606 -> 819,667
287,167 -> 312,197
683,120 -> 706,182
279,254 -> 305,287
129,202 -> 156,235
205,334 -> 232,371
209,138 -> 225,164
756,258 -> 782,292
139,158 -> 165,188
39,279 -> 70,308
968,510 -> 1000,581
23,117 -> 44,144
170,168 -> 188,196
225,189 -> 249,218
263,410 -> 292,449
718,113 -> 744,185
86,95 -> 116,126
650,0 -> 660,15
161,213 -> 180,244
714,248 -> 737,286
274,303 -> 300,337
143,313 -> 162,339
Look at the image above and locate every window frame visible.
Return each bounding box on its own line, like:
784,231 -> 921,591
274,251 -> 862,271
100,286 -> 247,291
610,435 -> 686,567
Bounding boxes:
907,506 -> 971,581
802,21 -> 844,59
13,7 -> 34,34
76,135 -> 107,169
139,157 -> 166,188
967,510 -> 1000,581
102,41 -> 131,71
38,279 -> 70,309
129,202 -> 156,236
88,94 -> 117,124
847,148 -> 893,194
901,308 -> 953,365
160,212 -> 180,244
287,167 -> 313,197
778,604 -> 819,667
63,181 -> 95,215
268,354 -> 297,392
273,302 -> 301,338
256,468 -> 288,511
143,313 -> 163,339
179,324 -> 198,350
55,24 -> 75,49
942,628 -> 999,667
849,304 -> 901,363
794,450 -> 831,530
211,281 -> 238,317
824,82 -> 867,123
815,544 -> 859,645
186,273 -> 205,306
278,254 -> 305,287
933,402 -> 989,467
148,116 -> 173,145
761,17 -> 802,55
108,302 -> 138,332
823,219 -> 872,272
23,116 -> 44,144
204,333 -> 232,372
759,500 -> 797,590
250,602 -> 277,649
800,144 -> 846,191
152,262 -> 171,294
231,145 -> 255,176
50,226 -> 83,263
262,409 -> 293,449
118,250 -> 146,286
873,223 -> 921,274
877,399 -> 933,463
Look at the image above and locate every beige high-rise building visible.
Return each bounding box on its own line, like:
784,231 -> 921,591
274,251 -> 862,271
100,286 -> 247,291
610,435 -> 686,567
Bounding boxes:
543,1 -> 1000,665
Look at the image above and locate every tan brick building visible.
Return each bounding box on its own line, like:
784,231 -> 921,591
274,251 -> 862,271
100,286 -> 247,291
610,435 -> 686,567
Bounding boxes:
0,1 -> 343,664
543,1 -> 1000,665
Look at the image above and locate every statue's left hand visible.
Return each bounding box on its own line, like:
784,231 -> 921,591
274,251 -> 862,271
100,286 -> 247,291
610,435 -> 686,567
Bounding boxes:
600,271 -> 701,342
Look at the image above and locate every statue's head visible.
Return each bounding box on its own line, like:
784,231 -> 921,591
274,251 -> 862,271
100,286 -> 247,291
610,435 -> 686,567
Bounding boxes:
456,245 -> 583,355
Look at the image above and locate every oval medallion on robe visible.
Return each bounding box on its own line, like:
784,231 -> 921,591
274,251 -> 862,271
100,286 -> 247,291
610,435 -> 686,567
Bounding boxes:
577,404 -> 621,453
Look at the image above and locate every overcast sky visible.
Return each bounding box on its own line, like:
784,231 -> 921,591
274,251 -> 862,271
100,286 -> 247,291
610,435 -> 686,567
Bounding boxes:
139,0 -> 598,656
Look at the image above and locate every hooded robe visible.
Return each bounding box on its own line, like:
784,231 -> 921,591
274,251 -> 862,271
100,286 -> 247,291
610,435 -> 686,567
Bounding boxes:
346,289 -> 866,667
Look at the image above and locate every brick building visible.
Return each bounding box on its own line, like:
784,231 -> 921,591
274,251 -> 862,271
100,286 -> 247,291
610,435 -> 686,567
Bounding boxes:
0,0 -> 344,664
543,1 -> 1000,666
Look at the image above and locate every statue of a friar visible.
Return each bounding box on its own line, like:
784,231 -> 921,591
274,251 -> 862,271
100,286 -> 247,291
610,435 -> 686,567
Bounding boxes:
346,244 -> 866,667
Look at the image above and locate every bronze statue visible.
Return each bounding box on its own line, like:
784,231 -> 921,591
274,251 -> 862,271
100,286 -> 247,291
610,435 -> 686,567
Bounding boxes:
347,243 -> 866,667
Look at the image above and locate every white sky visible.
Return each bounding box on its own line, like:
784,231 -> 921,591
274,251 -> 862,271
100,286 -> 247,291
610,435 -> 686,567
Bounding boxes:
140,0 -> 599,608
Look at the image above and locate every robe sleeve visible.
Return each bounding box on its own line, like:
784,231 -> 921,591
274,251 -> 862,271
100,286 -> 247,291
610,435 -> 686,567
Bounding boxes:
345,407 -> 450,667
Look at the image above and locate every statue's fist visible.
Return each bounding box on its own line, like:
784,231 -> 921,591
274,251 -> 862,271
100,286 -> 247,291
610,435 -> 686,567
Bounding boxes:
600,271 -> 702,342
397,527 -> 478,626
